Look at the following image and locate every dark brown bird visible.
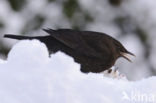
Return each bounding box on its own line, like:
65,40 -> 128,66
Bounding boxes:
4,28 -> 135,73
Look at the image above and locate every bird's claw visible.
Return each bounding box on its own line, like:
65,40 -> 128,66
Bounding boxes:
102,67 -> 127,80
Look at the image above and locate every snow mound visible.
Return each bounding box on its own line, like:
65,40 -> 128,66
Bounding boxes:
0,40 -> 156,103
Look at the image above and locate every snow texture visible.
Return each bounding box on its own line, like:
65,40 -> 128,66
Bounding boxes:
0,40 -> 156,103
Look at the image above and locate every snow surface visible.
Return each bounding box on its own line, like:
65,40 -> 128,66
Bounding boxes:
0,40 -> 156,103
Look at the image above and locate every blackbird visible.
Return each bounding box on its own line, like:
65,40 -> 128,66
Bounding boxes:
4,28 -> 135,74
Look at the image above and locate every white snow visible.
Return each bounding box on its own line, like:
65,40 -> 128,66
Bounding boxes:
0,40 -> 156,103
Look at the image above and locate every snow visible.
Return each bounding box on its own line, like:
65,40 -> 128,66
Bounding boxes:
0,40 -> 156,103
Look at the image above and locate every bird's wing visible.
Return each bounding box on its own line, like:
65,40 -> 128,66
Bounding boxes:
43,29 -> 102,58
80,31 -> 114,57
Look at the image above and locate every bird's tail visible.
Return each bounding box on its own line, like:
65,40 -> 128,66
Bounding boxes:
4,34 -> 37,40
4,28 -> 57,40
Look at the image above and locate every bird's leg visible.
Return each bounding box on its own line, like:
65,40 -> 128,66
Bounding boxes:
112,66 -> 126,79
102,66 -> 126,79
111,66 -> 118,78
114,65 -> 118,72
112,66 -> 119,78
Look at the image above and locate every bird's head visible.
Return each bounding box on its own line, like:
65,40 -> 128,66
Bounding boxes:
113,39 -> 136,62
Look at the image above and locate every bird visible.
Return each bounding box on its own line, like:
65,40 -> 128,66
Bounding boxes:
4,28 -> 135,75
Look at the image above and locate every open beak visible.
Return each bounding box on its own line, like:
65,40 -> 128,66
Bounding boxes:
120,51 -> 136,62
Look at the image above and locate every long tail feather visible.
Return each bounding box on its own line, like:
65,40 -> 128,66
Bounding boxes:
4,34 -> 35,40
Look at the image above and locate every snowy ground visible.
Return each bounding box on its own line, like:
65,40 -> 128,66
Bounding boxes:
0,40 -> 156,103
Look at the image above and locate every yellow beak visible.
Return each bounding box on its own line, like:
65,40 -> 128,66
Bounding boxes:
120,52 -> 136,62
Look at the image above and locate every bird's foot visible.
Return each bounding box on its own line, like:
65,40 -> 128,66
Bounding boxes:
102,67 -> 127,80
